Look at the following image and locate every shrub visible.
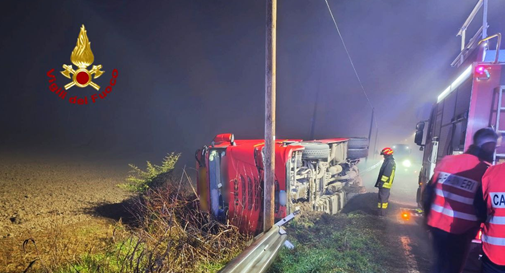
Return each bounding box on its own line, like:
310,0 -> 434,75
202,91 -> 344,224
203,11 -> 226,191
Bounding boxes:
122,179 -> 248,272
119,152 -> 180,193
92,175 -> 247,273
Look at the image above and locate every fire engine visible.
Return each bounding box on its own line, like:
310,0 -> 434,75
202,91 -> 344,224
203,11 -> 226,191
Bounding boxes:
195,134 -> 368,234
412,1 -> 504,271
414,1 -> 504,206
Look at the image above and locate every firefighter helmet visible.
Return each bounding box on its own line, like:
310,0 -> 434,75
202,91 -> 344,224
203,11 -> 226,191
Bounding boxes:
381,147 -> 393,155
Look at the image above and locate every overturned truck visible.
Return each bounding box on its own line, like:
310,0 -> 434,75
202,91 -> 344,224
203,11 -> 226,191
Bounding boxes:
196,133 -> 368,234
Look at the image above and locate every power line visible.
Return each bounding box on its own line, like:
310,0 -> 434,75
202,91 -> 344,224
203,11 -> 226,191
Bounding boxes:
324,0 -> 375,115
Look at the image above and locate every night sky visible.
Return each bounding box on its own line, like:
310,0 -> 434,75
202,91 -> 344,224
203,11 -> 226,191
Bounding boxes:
1,0 -> 504,166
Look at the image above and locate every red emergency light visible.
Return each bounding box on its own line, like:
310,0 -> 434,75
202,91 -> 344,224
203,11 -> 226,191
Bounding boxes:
475,65 -> 491,81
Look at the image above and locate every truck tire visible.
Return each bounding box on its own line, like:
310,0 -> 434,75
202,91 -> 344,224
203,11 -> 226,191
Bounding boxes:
347,148 -> 368,159
299,142 -> 329,160
348,137 -> 369,149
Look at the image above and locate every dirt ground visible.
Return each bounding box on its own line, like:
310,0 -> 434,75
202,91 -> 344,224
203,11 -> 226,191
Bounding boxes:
0,151 -> 134,272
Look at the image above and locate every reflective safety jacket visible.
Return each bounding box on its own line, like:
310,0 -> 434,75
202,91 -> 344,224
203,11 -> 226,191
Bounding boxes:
481,164 -> 505,266
375,156 -> 395,189
427,154 -> 488,234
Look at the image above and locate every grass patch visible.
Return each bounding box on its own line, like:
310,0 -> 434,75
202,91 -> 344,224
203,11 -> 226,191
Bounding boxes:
268,213 -> 393,273
52,235 -> 144,273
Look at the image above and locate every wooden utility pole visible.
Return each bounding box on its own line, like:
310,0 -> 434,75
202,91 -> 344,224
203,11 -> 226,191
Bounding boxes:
264,0 -> 277,231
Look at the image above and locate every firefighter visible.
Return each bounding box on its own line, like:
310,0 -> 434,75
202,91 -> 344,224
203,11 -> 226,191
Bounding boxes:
375,147 -> 395,216
423,128 -> 498,273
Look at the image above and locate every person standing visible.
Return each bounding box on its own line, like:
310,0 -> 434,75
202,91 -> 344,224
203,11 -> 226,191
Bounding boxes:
476,162 -> 505,272
423,128 -> 498,273
375,147 -> 396,216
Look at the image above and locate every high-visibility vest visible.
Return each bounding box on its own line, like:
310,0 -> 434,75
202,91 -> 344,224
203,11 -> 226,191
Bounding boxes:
375,158 -> 395,189
481,164 -> 505,266
381,163 -> 395,189
427,154 -> 488,234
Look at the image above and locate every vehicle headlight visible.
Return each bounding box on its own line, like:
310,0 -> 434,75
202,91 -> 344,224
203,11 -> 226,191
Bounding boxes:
402,159 -> 412,168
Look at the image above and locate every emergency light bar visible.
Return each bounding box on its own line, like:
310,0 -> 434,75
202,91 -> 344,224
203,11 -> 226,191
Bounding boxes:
437,65 -> 472,103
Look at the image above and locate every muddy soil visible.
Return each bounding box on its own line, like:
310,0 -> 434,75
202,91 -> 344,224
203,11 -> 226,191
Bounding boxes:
0,151 -> 134,271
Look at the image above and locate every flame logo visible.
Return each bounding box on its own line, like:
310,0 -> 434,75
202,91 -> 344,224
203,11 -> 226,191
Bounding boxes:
71,25 -> 94,69
61,25 -> 104,90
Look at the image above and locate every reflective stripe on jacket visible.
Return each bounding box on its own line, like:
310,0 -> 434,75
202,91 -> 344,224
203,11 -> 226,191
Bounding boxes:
482,164 -> 505,266
375,157 -> 395,189
427,154 -> 488,234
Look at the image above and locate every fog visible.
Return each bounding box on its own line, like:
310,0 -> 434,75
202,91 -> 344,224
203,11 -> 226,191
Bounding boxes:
1,0 -> 505,167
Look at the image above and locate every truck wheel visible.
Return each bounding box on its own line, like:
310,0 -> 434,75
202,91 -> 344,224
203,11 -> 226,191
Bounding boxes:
347,148 -> 368,159
299,142 -> 329,160
348,137 -> 369,149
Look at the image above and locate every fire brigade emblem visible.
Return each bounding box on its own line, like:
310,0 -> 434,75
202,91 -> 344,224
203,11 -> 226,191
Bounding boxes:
61,25 -> 104,90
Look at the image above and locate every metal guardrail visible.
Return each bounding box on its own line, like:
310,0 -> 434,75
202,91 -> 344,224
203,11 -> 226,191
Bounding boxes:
219,211 -> 299,273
